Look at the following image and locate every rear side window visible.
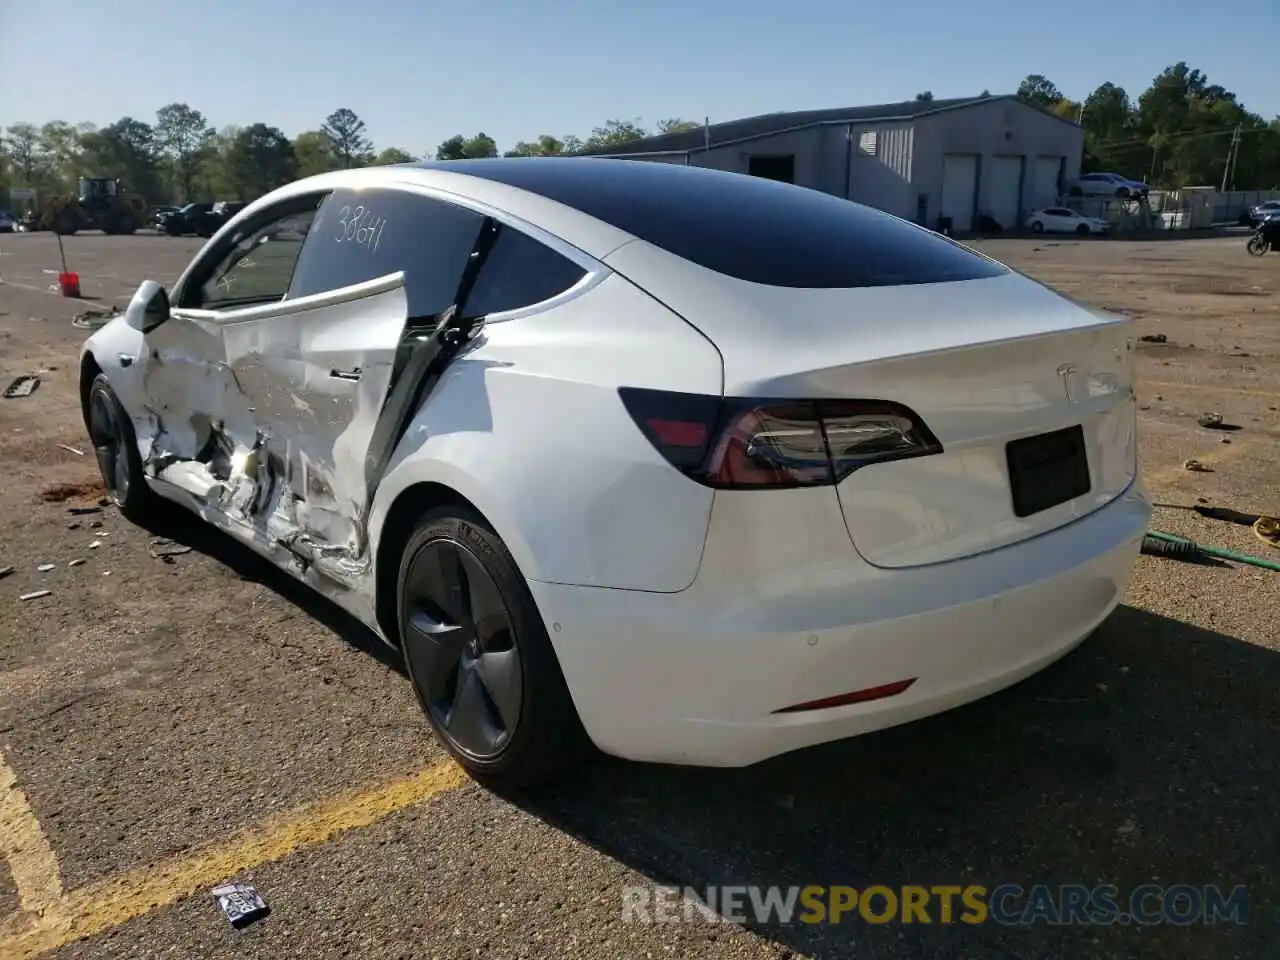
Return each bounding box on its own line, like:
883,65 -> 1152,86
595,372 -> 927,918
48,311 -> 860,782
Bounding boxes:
463,224 -> 587,318
432,159 -> 1007,289
289,188 -> 485,318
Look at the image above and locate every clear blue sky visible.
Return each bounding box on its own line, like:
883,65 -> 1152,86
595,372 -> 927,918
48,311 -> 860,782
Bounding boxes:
2,0 -> 1277,155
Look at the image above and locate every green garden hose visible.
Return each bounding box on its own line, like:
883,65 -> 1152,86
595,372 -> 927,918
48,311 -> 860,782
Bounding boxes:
1143,530 -> 1280,572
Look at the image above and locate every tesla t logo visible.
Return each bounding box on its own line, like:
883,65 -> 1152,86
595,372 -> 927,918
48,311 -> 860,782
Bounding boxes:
1056,363 -> 1081,402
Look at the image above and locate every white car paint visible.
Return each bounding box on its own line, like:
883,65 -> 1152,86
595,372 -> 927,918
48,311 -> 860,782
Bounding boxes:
1026,207 -> 1111,235
1064,172 -> 1150,198
82,162 -> 1148,769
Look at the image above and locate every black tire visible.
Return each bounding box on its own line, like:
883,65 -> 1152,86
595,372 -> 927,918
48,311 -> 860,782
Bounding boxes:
85,373 -> 154,519
116,212 -> 138,235
53,211 -> 78,236
1031,221 -> 1045,233
397,507 -> 594,790
1246,235 -> 1268,256
1076,223 -> 1090,235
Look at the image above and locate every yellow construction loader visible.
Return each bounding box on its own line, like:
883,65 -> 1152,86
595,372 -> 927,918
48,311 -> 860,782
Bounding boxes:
36,178 -> 149,235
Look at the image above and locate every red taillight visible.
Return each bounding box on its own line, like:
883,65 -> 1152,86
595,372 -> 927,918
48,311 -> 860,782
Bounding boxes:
618,387 -> 941,489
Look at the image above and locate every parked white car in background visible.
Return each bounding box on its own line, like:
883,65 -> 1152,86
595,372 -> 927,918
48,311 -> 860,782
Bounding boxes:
1026,207 -> 1111,235
80,159 -> 1149,788
1065,172 -> 1151,198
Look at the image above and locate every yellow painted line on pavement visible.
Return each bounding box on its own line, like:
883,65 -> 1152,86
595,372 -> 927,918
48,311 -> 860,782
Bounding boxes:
0,759 -> 468,959
1141,379 -> 1280,402
0,752 -> 65,924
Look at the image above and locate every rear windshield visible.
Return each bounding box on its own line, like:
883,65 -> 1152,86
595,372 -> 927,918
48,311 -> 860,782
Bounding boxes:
434,158 -> 1007,289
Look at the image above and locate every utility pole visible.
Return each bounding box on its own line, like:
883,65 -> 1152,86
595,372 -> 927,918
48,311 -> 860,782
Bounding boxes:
1227,125 -> 1242,191
1220,125 -> 1241,193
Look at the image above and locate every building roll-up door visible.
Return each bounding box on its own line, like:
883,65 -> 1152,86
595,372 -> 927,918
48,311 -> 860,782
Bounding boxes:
1031,156 -> 1065,210
940,154 -> 979,232
988,155 -> 1024,230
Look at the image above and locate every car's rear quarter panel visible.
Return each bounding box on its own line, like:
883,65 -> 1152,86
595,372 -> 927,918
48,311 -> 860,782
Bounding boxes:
369,272 -> 725,593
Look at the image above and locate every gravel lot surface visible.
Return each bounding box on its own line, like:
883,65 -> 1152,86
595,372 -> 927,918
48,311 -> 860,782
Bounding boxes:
0,228 -> 1276,959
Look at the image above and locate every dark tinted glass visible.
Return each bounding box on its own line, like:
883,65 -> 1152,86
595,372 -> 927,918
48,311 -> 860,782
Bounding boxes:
423,158 -> 1007,288
463,224 -> 586,318
289,188 -> 485,317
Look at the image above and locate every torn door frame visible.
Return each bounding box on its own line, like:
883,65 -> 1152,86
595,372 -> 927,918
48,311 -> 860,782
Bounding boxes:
78,222 -> 500,631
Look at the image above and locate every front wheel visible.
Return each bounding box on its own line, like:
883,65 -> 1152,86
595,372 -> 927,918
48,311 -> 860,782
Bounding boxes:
1247,235 -> 1269,256
397,508 -> 594,790
1031,221 -> 1045,233
85,373 -> 155,518
1076,223 -> 1091,235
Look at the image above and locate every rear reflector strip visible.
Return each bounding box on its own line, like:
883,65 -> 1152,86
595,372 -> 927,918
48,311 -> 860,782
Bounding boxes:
772,678 -> 917,714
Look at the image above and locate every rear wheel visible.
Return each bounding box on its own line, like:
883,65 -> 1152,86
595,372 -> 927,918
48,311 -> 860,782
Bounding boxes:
1076,223 -> 1090,235
397,508 -> 594,790
86,373 -> 154,518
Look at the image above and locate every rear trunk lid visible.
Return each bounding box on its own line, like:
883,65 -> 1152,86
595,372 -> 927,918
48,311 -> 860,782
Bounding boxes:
605,241 -> 1138,567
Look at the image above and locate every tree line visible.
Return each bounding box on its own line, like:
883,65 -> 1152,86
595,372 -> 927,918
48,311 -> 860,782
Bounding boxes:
1,61 -> 1275,209
1011,63 -> 1280,190
0,105 -> 701,208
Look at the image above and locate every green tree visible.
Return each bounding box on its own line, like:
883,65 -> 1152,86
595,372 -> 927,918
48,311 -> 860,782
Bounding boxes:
371,146 -> 415,165
155,103 -> 214,202
656,118 -> 699,133
227,124 -> 297,199
37,121 -> 83,192
585,119 -> 648,150
914,91 -> 934,102
293,129 -> 339,177
3,123 -> 44,184
435,133 -> 497,160
1016,75 -> 1064,107
321,108 -> 374,168
504,134 -> 565,157
78,118 -> 163,201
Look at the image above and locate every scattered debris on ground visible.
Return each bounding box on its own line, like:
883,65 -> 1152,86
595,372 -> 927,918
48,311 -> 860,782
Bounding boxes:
1138,333 -> 1168,343
0,565 -> 12,580
19,590 -> 52,601
1183,458 -> 1212,472
68,558 -> 85,567
71,305 -> 120,330
2,374 -> 40,399
57,443 -> 85,456
212,882 -> 270,929
37,563 -> 54,572
149,537 -> 192,562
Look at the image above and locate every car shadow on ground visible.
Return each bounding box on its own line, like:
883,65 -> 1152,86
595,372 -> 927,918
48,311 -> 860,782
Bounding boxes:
133,499 -> 407,677
519,606 -> 1278,959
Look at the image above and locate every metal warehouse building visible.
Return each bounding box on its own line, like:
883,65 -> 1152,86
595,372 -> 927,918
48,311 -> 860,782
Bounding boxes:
587,95 -> 1084,233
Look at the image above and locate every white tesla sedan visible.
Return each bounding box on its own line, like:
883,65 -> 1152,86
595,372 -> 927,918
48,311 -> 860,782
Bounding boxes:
80,159 -> 1149,788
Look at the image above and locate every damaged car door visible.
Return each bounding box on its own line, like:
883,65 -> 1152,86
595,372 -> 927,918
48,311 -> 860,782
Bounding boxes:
142,194 -> 327,509
217,187 -> 486,580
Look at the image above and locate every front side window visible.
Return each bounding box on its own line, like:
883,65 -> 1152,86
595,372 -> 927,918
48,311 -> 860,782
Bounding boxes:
182,198 -> 322,310
462,224 -> 587,318
288,188 -> 485,319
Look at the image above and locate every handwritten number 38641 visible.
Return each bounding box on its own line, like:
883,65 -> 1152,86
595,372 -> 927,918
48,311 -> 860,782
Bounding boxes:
335,205 -> 386,252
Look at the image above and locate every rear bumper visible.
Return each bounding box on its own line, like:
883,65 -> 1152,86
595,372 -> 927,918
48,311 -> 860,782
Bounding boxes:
530,484 -> 1149,767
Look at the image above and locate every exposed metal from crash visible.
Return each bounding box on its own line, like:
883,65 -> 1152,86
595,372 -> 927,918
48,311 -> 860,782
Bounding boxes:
128,215 -> 501,600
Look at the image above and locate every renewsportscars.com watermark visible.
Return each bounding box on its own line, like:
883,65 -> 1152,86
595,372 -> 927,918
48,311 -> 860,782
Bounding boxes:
622,884 -> 1249,927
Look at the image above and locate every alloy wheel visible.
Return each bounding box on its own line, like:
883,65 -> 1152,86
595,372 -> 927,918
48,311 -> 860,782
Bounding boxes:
402,538 -> 523,760
88,390 -> 130,504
